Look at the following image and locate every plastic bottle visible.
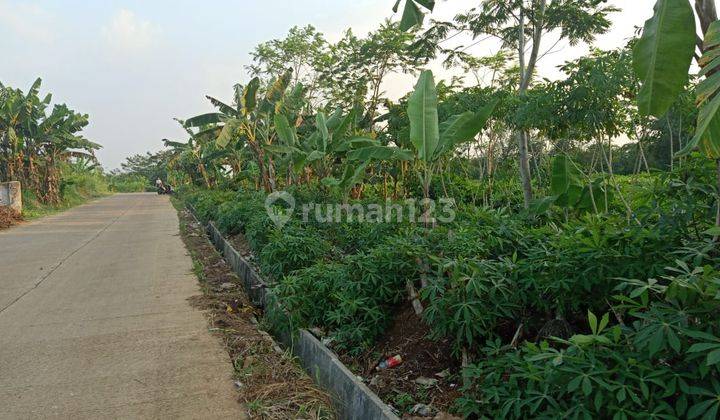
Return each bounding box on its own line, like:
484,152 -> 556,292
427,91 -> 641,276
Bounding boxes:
377,355 -> 402,370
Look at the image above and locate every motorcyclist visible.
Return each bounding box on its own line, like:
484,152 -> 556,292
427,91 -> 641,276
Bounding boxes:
155,178 -> 165,194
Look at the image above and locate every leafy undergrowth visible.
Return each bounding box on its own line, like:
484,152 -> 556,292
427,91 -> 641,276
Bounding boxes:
226,225 -> 462,418
2,167 -> 108,228
180,158 -> 720,419
173,199 -> 335,420
107,173 -> 150,192
21,167 -> 109,219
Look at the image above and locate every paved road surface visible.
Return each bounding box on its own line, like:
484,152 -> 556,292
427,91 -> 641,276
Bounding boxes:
0,194 -> 241,419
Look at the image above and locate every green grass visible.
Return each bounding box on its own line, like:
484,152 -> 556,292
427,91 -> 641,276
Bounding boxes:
21,169 -> 110,219
107,173 -> 150,193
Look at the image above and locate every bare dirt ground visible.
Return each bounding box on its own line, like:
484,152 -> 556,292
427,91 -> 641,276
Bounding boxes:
174,203 -> 335,419
0,206 -> 22,230
350,305 -> 462,417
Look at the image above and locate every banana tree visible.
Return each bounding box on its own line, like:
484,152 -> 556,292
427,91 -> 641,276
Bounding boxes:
265,107 -> 353,183
163,118 -> 228,188
392,0 -> 435,31
407,70 -> 498,203
183,69 -> 299,192
267,105 -> 411,198
633,0 -> 720,231
1,78 -> 98,203
36,104 -> 97,203
0,78 -> 49,189
0,85 -> 25,182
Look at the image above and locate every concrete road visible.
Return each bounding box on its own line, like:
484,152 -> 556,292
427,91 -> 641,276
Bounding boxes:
0,194 -> 242,419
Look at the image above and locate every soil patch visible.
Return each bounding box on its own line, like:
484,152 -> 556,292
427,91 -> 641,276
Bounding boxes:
0,207 -> 23,230
227,232 -> 262,273
344,305 -> 462,418
175,204 -> 335,419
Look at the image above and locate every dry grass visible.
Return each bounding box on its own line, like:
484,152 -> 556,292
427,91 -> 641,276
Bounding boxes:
175,204 -> 335,419
0,206 -> 22,230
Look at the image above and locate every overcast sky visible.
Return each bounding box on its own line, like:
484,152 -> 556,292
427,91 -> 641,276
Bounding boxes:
1,0 -> 657,170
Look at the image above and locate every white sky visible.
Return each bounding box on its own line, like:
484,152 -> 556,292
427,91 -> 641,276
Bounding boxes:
1,0 -> 661,169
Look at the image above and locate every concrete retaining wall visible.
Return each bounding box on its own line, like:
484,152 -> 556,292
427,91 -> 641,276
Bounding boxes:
187,205 -> 398,420
0,181 -> 22,213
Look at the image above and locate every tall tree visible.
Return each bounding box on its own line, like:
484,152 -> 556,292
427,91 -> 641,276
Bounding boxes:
318,21 -> 433,128
454,0 -> 617,207
247,25 -> 327,108
0,79 -> 99,203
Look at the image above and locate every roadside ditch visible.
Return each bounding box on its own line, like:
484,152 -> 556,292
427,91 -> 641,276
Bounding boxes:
174,201 -> 336,419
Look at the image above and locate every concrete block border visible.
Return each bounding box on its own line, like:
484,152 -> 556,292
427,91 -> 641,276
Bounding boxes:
185,204 -> 398,420
0,181 -> 22,212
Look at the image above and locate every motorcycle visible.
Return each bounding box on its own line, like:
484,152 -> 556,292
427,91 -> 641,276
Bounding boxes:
157,185 -> 174,195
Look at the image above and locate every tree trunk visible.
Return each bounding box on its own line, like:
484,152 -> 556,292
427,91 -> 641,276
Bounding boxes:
668,115 -> 674,171
267,157 -> 277,192
696,0 -> 718,41
43,155 -> 60,204
198,162 -> 212,189
27,153 -> 41,197
254,147 -> 271,192
715,159 -> 720,236
514,3 -> 544,208
517,130 -> 533,208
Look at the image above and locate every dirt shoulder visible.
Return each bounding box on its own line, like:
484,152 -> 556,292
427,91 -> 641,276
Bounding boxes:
0,206 -> 22,230
174,202 -> 335,419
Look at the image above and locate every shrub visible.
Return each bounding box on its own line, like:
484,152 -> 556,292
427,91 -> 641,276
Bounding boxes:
455,257 -> 720,419
422,257 -> 520,356
272,262 -> 350,330
216,191 -> 266,235
185,189 -> 234,222
259,224 -> 334,280
317,220 -> 401,254
243,210 -> 275,249
107,174 -> 148,192
272,258 -> 392,356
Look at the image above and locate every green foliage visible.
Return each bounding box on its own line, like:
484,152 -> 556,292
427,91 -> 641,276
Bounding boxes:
456,256 -> 720,419
22,164 -> 108,219
408,70 -> 439,162
538,155 -> 614,213
423,256 -> 519,354
183,188 -> 235,222
394,0 -> 434,31
0,78 -> 100,203
346,145 -> 413,162
180,151 -> 720,415
435,99 -> 498,158
259,225 -> 333,280
118,150 -> 172,184
107,173 -> 148,192
633,0 -> 696,117
681,21 -> 720,158
215,191 -> 266,235
165,3 -> 720,417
